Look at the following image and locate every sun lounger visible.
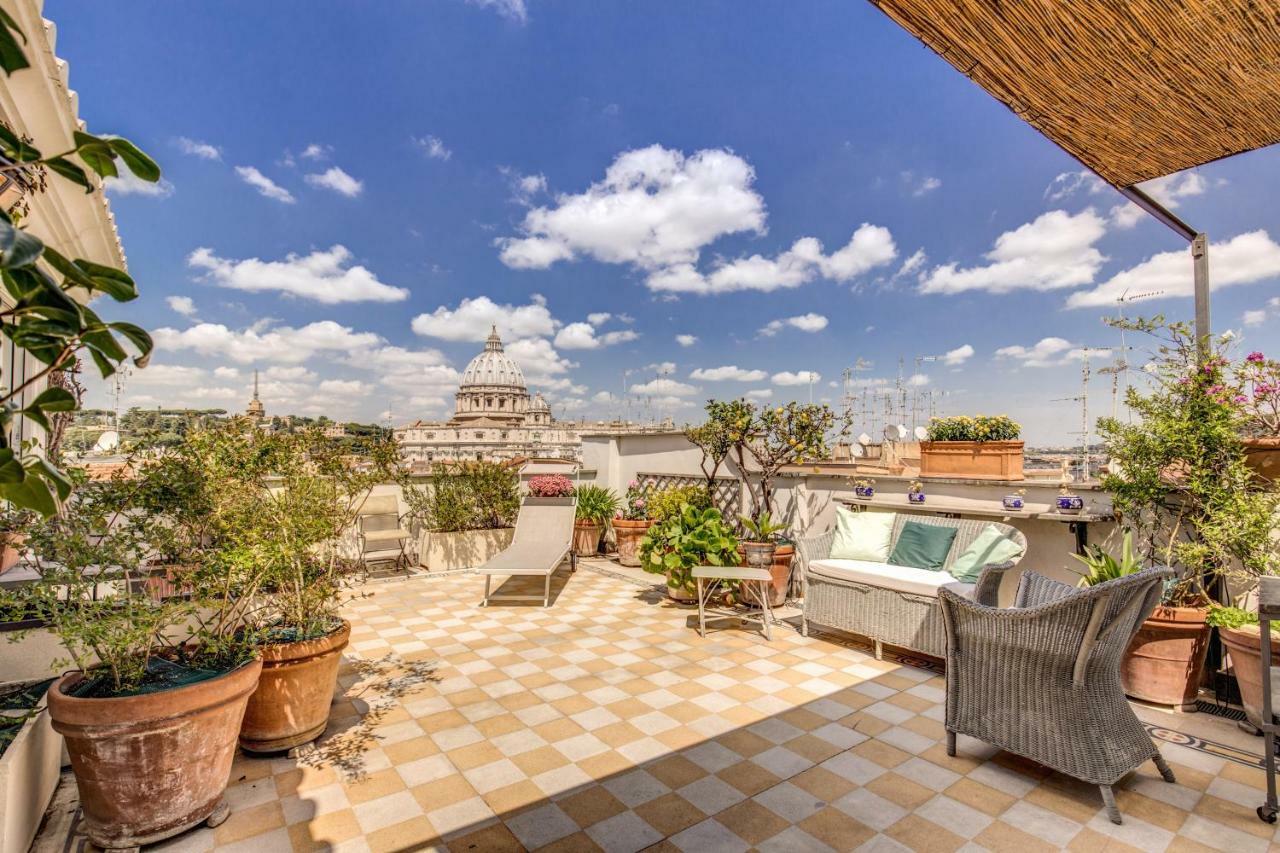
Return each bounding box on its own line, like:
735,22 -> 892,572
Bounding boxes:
478,496 -> 576,607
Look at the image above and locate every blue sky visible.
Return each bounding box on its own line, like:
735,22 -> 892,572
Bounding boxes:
54,0 -> 1280,444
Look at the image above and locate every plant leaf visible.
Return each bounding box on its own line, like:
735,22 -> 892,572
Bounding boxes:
107,137 -> 161,182
45,156 -> 93,193
0,218 -> 43,268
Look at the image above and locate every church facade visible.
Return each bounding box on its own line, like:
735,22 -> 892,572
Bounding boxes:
394,327 -> 580,466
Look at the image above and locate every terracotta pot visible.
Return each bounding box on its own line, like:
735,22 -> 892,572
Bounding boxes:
770,545 -> 795,607
1121,606 -> 1210,710
573,521 -> 602,557
1220,625 -> 1280,729
47,658 -> 262,851
240,620 -> 351,754
919,440 -> 1024,481
0,532 -> 26,574
1243,437 -> 1280,483
666,572 -> 697,603
613,518 -> 653,567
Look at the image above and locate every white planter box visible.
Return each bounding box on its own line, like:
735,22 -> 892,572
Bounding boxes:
419,528 -> 514,571
1,700 -> 62,853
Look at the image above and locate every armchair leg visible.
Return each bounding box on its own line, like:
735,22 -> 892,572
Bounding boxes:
1152,752 -> 1176,783
874,639 -> 883,661
1100,785 -> 1121,825
946,730 -> 956,757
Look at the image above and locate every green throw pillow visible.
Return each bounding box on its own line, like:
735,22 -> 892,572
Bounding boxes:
949,524 -> 1025,584
888,521 -> 958,571
829,507 -> 895,562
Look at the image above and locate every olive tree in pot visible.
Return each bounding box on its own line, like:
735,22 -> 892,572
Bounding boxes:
200,425 -> 404,755
572,484 -> 619,557
639,504 -> 739,602
1098,318 -> 1280,711
0,473 -> 260,851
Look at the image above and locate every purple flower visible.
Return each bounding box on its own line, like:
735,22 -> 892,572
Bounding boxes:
1234,395 -> 1248,404
1247,351 -> 1266,363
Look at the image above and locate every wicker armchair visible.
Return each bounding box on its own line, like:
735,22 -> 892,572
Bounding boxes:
938,566 -> 1177,824
796,514 -> 1026,658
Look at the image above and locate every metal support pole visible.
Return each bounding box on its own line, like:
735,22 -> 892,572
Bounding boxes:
1257,576 -> 1280,823
1192,234 -> 1211,361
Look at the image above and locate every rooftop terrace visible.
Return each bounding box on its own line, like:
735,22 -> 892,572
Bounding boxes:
33,560 -> 1277,853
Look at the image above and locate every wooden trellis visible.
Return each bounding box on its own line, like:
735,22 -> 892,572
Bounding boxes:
637,473 -> 742,522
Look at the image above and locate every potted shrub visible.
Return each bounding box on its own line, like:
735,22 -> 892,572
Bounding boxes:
613,480 -> 654,567
213,427 -> 402,755
573,485 -> 620,557
738,510 -> 790,606
1208,606 -> 1280,729
639,504 -> 739,603
919,415 -> 1024,480
0,474 -> 261,851
1233,350 -> 1280,481
853,478 -> 875,500
404,460 -> 520,571
1098,318 -> 1280,710
907,480 -> 926,504
647,484 -> 711,523
528,473 -> 574,498
1056,482 -> 1084,514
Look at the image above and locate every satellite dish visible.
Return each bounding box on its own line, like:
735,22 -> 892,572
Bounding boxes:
884,424 -> 908,442
94,430 -> 119,453
857,432 -> 872,446
850,443 -> 865,458
913,425 -> 929,441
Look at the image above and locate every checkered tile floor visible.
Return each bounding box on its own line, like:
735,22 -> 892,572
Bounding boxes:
50,562 -> 1280,852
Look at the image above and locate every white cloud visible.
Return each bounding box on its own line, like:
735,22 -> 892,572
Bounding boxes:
651,225 -> 897,295
895,249 -> 926,279
745,388 -> 773,400
995,337 -> 1100,368
175,137 -> 221,160
1109,173 -> 1210,229
903,172 -> 940,197
1044,171 -> 1106,202
771,370 -> 820,386
235,166 -> 295,203
629,377 -> 698,396
305,166 -> 363,197
592,391 -> 617,404
675,334 -> 698,347
412,295 -> 558,341
132,363 -> 207,385
498,145 -> 766,272
1066,230 -> 1280,309
155,320 -> 383,365
213,366 -> 240,379
318,379 -> 368,395
689,366 -> 767,382
942,344 -> 974,366
166,295 -> 197,317
501,169 -> 547,204
908,373 -> 930,387
505,337 -> 577,384
553,322 -> 639,350
759,313 -> 828,337
467,0 -> 527,23
413,135 -> 452,161
300,143 -> 331,161
586,312 -> 611,325
920,209 -> 1107,295
1243,309 -> 1268,327
644,361 -> 677,373
105,172 -> 175,198
188,245 -> 408,304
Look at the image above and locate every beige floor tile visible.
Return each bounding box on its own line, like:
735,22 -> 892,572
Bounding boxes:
713,798 -> 792,845
213,800 -> 286,846
884,813 -> 966,852
797,805 -> 877,851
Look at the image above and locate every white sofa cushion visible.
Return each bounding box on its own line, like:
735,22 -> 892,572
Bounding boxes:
808,558 -> 975,599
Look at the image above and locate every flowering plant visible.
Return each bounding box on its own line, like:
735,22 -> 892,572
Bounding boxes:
618,479 -> 650,520
926,415 -> 1021,442
527,474 -> 573,497
1235,351 -> 1280,437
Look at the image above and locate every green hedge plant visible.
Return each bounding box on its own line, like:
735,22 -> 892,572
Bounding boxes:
925,415 -> 1021,442
639,504 -> 739,596
405,461 -> 520,533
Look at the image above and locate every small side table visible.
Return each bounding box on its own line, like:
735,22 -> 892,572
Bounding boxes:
692,565 -> 775,640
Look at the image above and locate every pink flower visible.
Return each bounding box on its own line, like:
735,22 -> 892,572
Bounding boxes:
1247,351 -> 1266,363
1234,395 -> 1249,404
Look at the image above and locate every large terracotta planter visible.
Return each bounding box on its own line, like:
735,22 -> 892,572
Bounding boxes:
48,658 -> 262,851
1220,625 -> 1280,729
1243,437 -> 1280,483
573,521 -> 602,557
240,620 -> 351,754
771,545 -> 795,607
919,440 -> 1024,481
0,532 -> 26,575
1121,606 -> 1210,710
613,518 -> 653,567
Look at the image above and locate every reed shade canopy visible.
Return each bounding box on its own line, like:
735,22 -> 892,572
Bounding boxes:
866,0 -> 1280,190
867,0 -> 1280,351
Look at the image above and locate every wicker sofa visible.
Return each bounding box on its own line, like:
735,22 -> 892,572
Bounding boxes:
796,512 -> 1027,658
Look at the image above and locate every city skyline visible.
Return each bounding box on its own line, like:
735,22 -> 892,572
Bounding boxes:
58,0 -> 1280,444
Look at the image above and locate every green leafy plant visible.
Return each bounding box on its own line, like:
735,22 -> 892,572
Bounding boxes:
404,461 -> 520,533
735,400 -> 847,516
0,20 -> 160,514
1098,317 -> 1280,605
619,479 -> 650,520
574,484 -> 620,526
739,510 -> 786,543
925,415 -> 1021,442
1074,530 -> 1143,587
639,504 -> 739,595
646,484 -> 711,523
686,400 -> 750,490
